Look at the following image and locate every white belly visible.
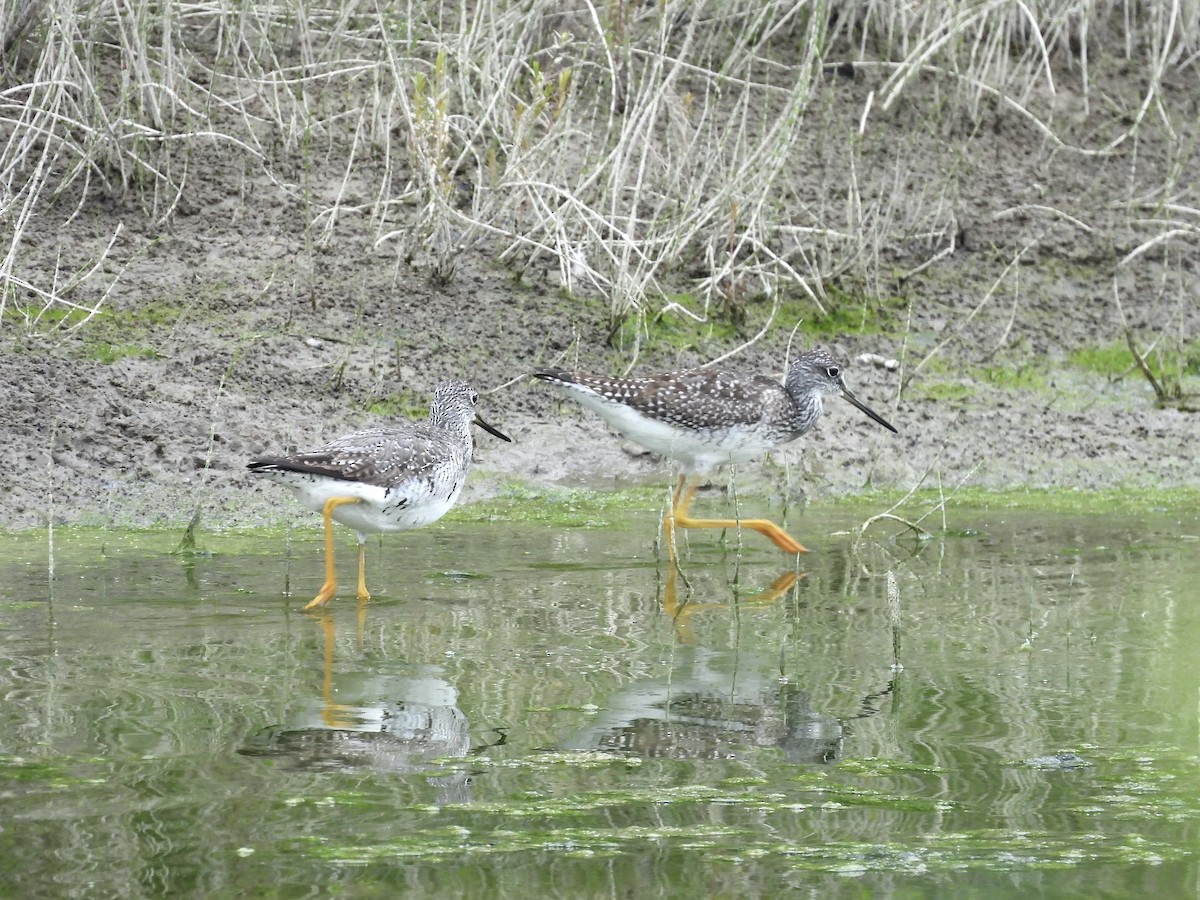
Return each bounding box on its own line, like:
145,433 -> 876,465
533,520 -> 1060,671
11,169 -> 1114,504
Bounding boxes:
265,471 -> 463,535
586,400 -> 780,472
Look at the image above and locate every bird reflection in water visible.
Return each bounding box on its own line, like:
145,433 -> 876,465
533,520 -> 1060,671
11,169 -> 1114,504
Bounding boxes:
564,655 -> 848,765
240,605 -> 500,804
563,564 -> 896,765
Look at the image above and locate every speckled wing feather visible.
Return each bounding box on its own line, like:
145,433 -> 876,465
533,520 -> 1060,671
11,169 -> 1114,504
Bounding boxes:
248,424 -> 456,487
536,367 -> 786,430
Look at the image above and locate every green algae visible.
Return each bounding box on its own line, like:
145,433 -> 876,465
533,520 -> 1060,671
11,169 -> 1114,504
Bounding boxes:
449,483 -> 1200,529
294,809 -> 1183,874
0,754 -> 109,788
280,749 -> 1194,873
2,483 -> 1195,538
446,483 -> 667,526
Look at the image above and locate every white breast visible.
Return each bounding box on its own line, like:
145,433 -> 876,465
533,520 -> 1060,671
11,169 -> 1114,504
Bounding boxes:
264,470 -> 464,535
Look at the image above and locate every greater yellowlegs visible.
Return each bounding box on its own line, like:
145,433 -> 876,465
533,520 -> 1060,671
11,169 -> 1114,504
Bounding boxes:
248,380 -> 511,609
534,349 -> 897,553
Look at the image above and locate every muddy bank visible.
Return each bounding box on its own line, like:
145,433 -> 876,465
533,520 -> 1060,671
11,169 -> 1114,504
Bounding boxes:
2,66 -> 1197,532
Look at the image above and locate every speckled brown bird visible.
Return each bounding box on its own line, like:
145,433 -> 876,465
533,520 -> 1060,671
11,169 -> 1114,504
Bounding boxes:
248,380 -> 510,609
534,349 -> 896,554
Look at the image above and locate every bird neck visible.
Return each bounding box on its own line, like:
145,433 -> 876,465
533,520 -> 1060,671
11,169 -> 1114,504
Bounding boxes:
785,386 -> 824,435
428,409 -> 473,442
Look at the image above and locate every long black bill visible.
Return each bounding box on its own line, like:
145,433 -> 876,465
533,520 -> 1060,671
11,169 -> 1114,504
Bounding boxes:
841,389 -> 898,434
473,415 -> 513,442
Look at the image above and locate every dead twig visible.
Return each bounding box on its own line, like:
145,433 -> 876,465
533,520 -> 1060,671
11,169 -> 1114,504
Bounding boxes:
1122,325 -> 1170,404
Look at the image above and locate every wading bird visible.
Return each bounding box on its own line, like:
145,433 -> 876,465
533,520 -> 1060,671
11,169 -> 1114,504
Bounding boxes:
249,380 -> 510,608
534,349 -> 896,554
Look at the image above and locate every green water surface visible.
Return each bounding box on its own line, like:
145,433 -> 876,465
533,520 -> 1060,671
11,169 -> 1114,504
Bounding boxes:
1,502 -> 1198,898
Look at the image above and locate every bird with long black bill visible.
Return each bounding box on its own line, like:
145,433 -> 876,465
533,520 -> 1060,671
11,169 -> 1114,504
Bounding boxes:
248,380 -> 511,609
534,349 -> 897,554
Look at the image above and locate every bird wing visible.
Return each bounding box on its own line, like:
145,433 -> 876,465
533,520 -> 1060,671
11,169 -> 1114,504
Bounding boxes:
249,425 -> 456,487
605,370 -> 784,430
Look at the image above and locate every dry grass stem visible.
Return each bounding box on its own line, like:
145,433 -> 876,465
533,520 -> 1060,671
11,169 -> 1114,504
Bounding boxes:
2,1 -> 1195,345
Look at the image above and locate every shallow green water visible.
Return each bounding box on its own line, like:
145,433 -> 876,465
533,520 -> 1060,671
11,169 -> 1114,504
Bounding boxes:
2,502 -> 1199,898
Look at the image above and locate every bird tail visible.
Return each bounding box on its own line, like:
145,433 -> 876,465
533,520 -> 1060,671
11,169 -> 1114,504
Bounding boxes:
532,368 -> 575,386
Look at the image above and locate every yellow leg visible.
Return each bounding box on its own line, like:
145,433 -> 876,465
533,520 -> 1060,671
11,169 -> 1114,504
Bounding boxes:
670,476 -> 809,555
355,539 -> 371,603
662,474 -> 689,562
302,496 -> 362,610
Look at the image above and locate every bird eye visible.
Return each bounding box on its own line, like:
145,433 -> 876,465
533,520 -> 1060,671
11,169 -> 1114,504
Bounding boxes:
470,391 -> 480,405
826,366 -> 840,378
